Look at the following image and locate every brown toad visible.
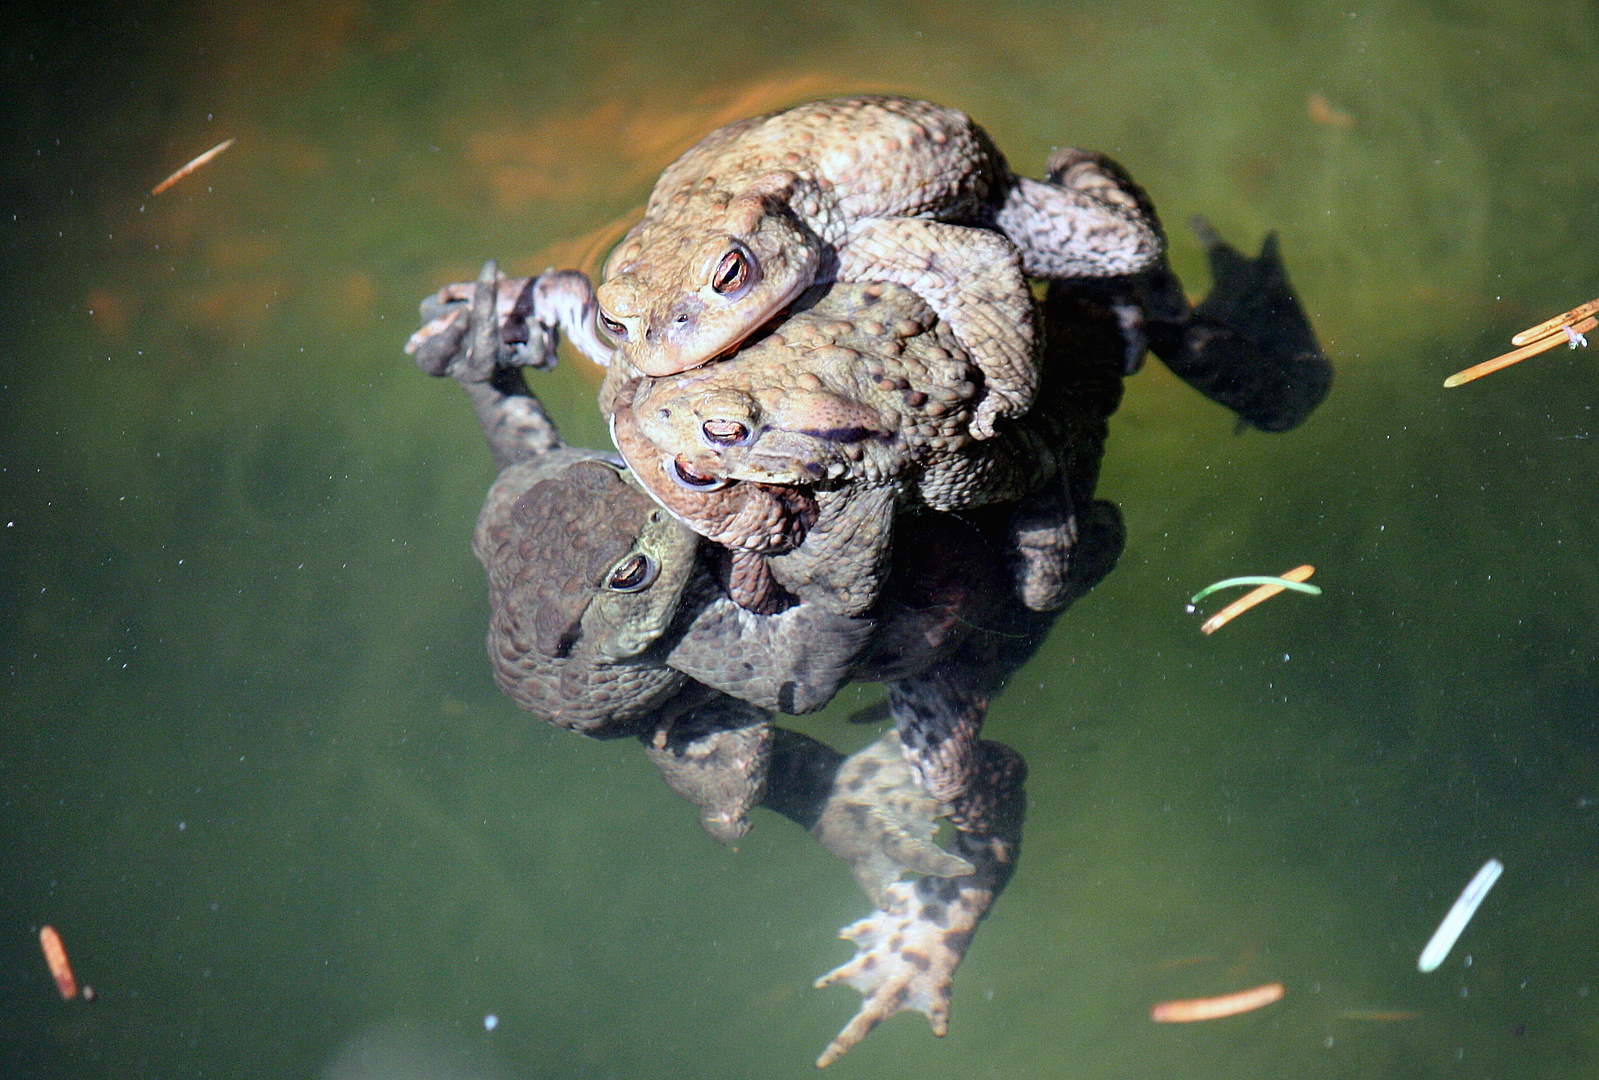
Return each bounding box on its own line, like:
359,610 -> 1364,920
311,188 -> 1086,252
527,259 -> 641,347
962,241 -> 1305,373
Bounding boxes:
441,299 -> 1047,1062
595,95 -> 1163,437
606,280 -> 1076,617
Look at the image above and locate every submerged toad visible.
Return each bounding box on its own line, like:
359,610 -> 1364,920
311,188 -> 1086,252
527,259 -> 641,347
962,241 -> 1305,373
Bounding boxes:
413,262 -> 1055,1064
595,95 -> 1164,437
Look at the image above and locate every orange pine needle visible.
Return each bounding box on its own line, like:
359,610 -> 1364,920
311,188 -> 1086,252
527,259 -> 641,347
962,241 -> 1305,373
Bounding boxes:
1200,565 -> 1316,635
1151,981 -> 1286,1022
1511,296 -> 1599,347
1445,316 -> 1597,388
152,138 -> 236,196
39,925 -> 78,1000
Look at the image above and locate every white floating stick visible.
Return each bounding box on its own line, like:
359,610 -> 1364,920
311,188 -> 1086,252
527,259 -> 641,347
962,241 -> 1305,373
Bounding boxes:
1418,858 -> 1504,972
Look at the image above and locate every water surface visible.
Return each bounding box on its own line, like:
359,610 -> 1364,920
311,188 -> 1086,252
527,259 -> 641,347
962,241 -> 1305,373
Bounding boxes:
3,1 -> 1597,1077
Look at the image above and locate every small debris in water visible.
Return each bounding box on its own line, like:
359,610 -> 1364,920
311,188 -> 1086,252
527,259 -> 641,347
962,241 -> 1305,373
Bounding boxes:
483,1014 -> 499,1031
1306,93 -> 1355,129
1418,858 -> 1503,972
152,138 -> 236,196
1187,566 -> 1320,635
38,925 -> 78,1000
1337,1009 -> 1419,1022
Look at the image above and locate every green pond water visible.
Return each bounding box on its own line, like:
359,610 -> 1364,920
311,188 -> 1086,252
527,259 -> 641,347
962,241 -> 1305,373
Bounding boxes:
3,1 -> 1598,1076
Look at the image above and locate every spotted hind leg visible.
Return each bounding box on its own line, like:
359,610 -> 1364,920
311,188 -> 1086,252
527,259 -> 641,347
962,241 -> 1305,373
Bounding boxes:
885,666 -> 989,806
997,149 -> 1165,280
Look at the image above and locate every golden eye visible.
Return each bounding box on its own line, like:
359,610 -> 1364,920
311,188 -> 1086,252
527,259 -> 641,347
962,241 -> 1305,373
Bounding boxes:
702,418 -> 750,446
711,250 -> 748,295
671,455 -> 729,490
607,553 -> 657,592
598,311 -> 627,339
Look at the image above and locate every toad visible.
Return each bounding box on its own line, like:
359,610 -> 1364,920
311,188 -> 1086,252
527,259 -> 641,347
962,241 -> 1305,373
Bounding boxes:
407,223 -> 1328,1061
607,279 -> 1079,617
594,95 -> 1166,437
413,262 -> 1060,1063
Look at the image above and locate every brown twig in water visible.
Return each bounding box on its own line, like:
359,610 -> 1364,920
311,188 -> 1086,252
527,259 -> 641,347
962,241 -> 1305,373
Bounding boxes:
152,138 -> 236,196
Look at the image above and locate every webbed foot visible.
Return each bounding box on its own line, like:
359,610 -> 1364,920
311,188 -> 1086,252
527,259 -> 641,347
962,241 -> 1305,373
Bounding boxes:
813,740 -> 1026,1067
812,877 -> 976,1067
406,264 -> 611,379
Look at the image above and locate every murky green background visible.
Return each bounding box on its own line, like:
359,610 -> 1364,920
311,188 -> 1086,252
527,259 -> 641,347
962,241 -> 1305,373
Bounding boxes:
4,1 -> 1597,1076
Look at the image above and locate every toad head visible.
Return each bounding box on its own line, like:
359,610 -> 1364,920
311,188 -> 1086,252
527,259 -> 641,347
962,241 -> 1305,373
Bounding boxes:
596,172 -> 823,377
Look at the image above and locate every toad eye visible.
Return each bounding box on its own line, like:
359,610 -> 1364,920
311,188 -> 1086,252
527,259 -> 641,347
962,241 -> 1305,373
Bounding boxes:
598,310 -> 627,340
607,552 -> 657,592
711,250 -> 749,295
671,455 -> 730,491
702,418 -> 751,447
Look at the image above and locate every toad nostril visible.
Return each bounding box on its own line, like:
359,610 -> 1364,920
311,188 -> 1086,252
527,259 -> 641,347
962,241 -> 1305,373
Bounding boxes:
702,418 -> 750,446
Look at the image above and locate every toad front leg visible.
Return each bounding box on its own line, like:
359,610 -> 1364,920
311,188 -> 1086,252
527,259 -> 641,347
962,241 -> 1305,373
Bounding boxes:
642,690 -> 774,844
837,217 -> 1038,439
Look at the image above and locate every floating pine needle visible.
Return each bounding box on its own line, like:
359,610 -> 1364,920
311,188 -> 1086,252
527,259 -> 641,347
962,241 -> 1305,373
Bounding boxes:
1445,295 -> 1599,387
1337,1009 -> 1420,1022
39,925 -> 77,1000
1444,317 -> 1596,387
1187,565 -> 1320,635
1511,296 -> 1599,346
152,138 -> 236,196
1150,981 -> 1286,1023
1418,858 -> 1503,973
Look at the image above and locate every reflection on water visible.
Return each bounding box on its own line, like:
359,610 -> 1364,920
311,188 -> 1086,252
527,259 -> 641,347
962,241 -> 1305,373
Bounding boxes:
321,1018 -> 510,1080
3,1 -> 1598,1078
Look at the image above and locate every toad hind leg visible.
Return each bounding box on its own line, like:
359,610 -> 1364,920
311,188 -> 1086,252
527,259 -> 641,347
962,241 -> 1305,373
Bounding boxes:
997,150 -> 1166,280
837,217 -> 1037,440
810,730 -> 975,909
886,666 -> 989,806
